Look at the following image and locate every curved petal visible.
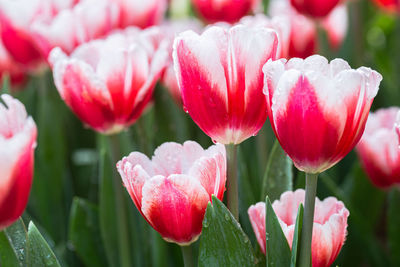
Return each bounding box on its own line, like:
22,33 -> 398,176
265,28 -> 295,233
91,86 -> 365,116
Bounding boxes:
141,174 -> 209,245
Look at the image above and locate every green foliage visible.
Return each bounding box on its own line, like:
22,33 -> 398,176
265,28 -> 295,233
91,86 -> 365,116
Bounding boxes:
68,197 -> 107,267
198,196 -> 256,267
261,140 -> 293,201
265,197 -> 291,267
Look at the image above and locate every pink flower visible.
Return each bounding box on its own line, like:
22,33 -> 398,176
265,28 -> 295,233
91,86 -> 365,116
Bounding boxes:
0,39 -> 26,89
31,0 -> 120,59
290,0 -> 342,18
239,14 -> 291,59
114,0 -> 167,29
0,0 -> 76,68
49,27 -> 168,134
321,4 -> 348,51
156,19 -> 203,104
356,107 -> 400,188
270,0 -> 348,59
248,189 -> 349,267
117,141 -> 226,245
173,25 -> 278,144
191,0 -> 260,23
0,94 -> 37,229
263,55 -> 382,173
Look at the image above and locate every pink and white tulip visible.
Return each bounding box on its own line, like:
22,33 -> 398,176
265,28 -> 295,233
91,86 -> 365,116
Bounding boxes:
248,189 -> 349,267
290,0 -> 342,18
0,0 -> 76,68
117,141 -> 226,245
191,0 -> 260,23
49,27 -> 168,134
269,0 -> 348,59
263,55 -> 382,173
31,0 -> 120,59
0,94 -> 37,229
356,107 -> 400,188
173,25 -> 278,144
114,0 -> 167,29
156,19 -> 203,103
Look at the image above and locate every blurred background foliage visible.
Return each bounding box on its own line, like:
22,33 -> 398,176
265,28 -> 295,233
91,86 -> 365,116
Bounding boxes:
1,0 -> 400,266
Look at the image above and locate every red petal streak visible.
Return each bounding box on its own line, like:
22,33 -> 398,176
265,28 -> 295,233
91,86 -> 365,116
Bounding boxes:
61,64 -> 115,132
177,40 -> 229,142
274,76 -> 340,172
141,175 -> 209,244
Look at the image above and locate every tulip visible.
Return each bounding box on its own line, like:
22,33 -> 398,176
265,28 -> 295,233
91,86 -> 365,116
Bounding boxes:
173,24 -> 278,145
0,40 -> 26,89
49,27 -> 168,134
239,14 -> 291,59
31,0 -> 120,59
0,94 -> 37,229
290,0 -> 342,18
248,189 -> 349,267
263,55 -> 380,266
356,107 -> 400,188
156,19 -> 203,103
263,55 -> 381,174
114,0 -> 167,29
117,141 -> 226,245
191,0 -> 260,23
0,0 -> 75,69
269,0 -> 348,59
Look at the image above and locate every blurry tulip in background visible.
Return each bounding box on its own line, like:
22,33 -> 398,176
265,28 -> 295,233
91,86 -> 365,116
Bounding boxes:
0,94 -> 37,230
269,0 -> 348,59
49,27 -> 168,134
117,141 -> 226,245
191,0 -> 260,23
290,0 -> 342,18
248,189 -> 349,267
356,107 -> 400,188
263,55 -> 382,173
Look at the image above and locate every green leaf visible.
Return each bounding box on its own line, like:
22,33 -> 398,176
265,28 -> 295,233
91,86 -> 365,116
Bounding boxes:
265,197 -> 291,267
388,188 -> 400,266
198,196 -> 255,267
290,204 -> 304,267
1,218 -> 28,266
0,231 -> 20,267
26,222 -> 60,267
68,197 -> 107,267
261,140 -> 293,201
98,135 -> 120,267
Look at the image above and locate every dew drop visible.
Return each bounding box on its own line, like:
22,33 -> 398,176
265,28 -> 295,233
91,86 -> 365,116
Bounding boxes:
212,139 -> 217,144
203,218 -> 209,228
224,213 -> 230,221
183,106 -> 189,114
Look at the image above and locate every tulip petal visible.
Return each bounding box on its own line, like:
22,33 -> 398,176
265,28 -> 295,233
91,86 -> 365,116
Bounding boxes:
141,174 -> 209,245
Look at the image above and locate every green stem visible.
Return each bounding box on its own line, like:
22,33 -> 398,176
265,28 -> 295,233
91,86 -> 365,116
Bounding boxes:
226,144 -> 239,220
298,172 -> 319,267
180,245 -> 194,267
108,134 -> 131,267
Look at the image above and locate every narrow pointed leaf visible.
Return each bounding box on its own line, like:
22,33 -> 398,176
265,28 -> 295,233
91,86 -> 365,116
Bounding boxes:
265,197 -> 291,267
98,135 -> 120,267
69,197 -> 107,267
199,196 -> 255,267
290,204 -> 304,267
261,140 -> 293,201
2,218 -> 28,266
26,222 -> 60,267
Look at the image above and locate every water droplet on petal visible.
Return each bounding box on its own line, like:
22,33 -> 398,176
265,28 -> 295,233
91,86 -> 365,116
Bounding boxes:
212,139 -> 217,144
183,106 -> 189,114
